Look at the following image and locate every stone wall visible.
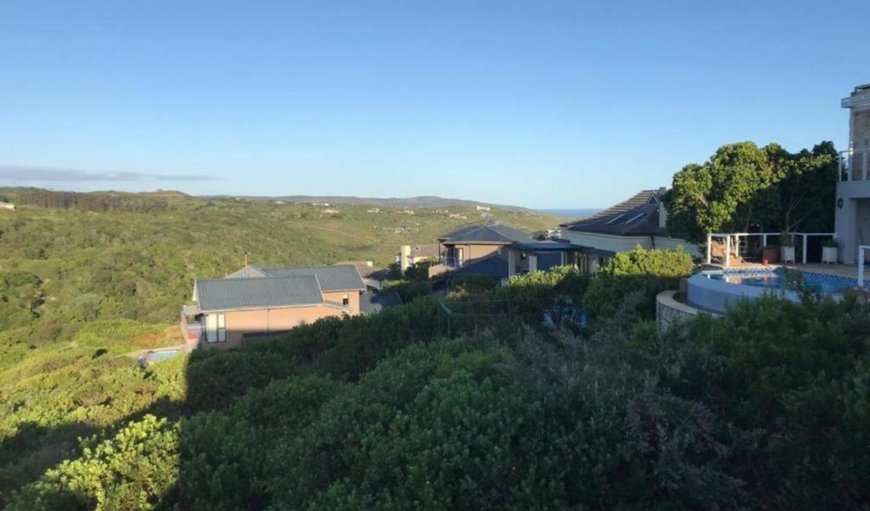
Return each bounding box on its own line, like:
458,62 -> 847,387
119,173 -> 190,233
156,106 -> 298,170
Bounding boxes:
656,290 -> 718,333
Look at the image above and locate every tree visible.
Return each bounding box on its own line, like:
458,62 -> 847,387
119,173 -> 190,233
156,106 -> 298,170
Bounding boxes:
664,141 -> 837,243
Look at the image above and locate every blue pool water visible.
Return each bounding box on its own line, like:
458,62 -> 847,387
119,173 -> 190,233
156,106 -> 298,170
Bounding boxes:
706,268 -> 860,294
145,349 -> 183,363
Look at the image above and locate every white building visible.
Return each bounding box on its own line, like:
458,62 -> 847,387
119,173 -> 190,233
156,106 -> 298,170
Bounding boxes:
559,189 -> 700,271
834,84 -> 870,264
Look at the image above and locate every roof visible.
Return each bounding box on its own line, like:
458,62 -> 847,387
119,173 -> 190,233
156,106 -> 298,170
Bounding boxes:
336,261 -> 389,281
561,189 -> 667,237
438,223 -> 535,245
226,265 -> 268,278
228,264 -> 366,291
195,275 -> 328,313
512,240 -> 586,251
360,291 -> 403,314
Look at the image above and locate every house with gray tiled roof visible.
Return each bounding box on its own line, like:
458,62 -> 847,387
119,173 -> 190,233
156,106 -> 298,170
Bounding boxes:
182,264 -> 366,349
559,189 -> 700,271
427,223 -> 586,281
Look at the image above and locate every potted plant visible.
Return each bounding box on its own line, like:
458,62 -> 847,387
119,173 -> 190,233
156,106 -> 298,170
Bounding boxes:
822,238 -> 838,264
762,244 -> 779,265
780,233 -> 796,263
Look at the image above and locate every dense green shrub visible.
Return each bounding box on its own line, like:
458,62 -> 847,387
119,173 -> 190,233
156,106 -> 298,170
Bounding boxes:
584,246 -> 693,321
665,294 -> 870,509
8,415 -> 178,511
175,375 -> 342,510
498,266 -> 589,322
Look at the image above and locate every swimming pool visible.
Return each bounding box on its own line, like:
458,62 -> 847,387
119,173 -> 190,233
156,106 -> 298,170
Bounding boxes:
686,268 -> 863,314
143,348 -> 184,364
706,268 -> 861,294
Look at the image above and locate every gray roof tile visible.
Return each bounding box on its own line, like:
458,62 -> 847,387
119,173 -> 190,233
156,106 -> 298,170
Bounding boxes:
259,264 -> 365,291
562,189 -> 667,236
439,223 -> 534,244
196,275 -> 325,312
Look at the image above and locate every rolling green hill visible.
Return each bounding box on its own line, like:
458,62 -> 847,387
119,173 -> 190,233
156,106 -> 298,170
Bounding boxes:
0,188 -> 562,504
0,188 -> 866,510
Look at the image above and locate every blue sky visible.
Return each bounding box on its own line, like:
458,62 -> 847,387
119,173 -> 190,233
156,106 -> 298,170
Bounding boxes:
1,0 -> 866,208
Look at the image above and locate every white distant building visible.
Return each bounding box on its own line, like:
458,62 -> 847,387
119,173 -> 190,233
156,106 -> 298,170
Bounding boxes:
559,189 -> 700,271
0,202 -> 15,211
476,205 -> 491,211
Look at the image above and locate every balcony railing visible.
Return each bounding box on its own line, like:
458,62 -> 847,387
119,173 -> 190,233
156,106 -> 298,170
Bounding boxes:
841,149 -> 869,181
439,257 -> 463,268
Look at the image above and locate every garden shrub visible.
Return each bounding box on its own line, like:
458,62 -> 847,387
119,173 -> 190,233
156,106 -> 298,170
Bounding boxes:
584,246 -> 693,321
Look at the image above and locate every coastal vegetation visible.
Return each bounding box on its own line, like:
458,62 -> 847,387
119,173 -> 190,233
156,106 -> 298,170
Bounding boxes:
1,187 -> 867,510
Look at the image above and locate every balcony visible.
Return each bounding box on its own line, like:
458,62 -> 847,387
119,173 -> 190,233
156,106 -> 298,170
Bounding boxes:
840,150 -> 869,181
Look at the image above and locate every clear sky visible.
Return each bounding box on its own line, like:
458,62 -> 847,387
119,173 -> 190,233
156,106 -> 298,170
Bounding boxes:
1,0 -> 866,208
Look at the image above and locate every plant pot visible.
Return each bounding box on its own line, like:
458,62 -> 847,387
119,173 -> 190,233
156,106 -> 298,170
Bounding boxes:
822,246 -> 838,264
781,245 -> 796,264
762,247 -> 779,264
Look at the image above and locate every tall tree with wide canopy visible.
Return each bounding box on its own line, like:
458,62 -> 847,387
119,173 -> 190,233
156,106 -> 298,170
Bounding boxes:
664,141 -> 837,243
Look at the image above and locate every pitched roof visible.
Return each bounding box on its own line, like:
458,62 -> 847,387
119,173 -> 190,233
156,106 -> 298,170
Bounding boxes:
360,291 -> 403,314
261,265 -> 365,291
438,223 -> 535,244
562,189 -> 667,236
195,275 -> 328,313
226,265 -> 268,278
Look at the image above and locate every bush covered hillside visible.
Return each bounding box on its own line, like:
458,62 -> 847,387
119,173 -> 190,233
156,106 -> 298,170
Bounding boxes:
0,226 -> 868,509
0,188 -> 560,507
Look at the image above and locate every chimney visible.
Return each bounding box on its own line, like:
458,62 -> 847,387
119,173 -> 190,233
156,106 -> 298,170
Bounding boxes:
658,201 -> 668,230
657,188 -> 669,230
399,245 -> 411,274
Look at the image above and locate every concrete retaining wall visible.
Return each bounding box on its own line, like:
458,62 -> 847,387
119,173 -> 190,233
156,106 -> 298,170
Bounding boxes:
656,290 -> 719,333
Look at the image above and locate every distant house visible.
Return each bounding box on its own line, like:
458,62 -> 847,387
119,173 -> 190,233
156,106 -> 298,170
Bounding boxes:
181,264 -> 366,349
337,261 -> 390,290
428,223 -> 585,281
559,189 -> 700,271
475,205 -> 491,211
396,244 -> 440,274
0,202 -> 14,211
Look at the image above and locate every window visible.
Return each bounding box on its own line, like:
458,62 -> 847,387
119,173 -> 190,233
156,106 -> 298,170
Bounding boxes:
625,212 -> 645,224
217,313 -> 226,342
342,294 -> 349,306
205,314 -> 227,343
605,213 -> 625,225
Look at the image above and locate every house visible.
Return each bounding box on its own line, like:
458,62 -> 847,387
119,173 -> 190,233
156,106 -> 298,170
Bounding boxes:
559,189 -> 700,271
834,83 -> 870,264
338,261 -> 390,290
0,202 -> 14,211
428,223 -> 585,281
181,264 -> 366,349
396,244 -> 441,274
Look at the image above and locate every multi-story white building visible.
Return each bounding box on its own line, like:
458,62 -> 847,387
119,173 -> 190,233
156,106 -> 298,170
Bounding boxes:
834,84 -> 870,264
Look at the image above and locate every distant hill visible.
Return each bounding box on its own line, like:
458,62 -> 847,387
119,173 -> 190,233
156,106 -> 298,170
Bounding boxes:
210,194 -> 533,212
